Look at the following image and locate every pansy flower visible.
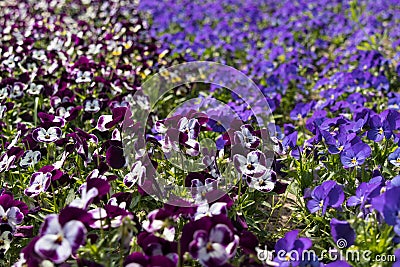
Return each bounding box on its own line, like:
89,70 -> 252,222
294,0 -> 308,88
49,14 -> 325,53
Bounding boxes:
123,161 -> 146,188
84,99 -> 101,113
290,101 -> 315,120
137,232 -> 178,263
246,169 -> 276,192
234,150 -> 268,178
24,172 -> 52,197
194,202 -> 228,220
307,180 -> 344,215
274,230 -> 313,267
9,82 -> 24,99
32,127 -> 62,143
0,205 -> 24,230
88,204 -> 133,229
388,148 -> 400,167
340,142 -> 371,168
233,125 -> 260,149
367,114 -> 395,142
321,129 -> 357,155
0,193 -> 28,231
371,187 -> 400,235
34,214 -> 87,264
0,153 -> 16,173
26,83 -> 44,95
189,223 -> 239,267
19,150 -> 41,168
142,209 -> 176,242
346,181 -> 381,209
75,70 -> 92,83
70,178 -> 110,210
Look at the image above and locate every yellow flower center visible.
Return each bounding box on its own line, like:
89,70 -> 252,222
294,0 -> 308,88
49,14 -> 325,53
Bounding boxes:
206,242 -> 214,252
55,235 -> 63,244
351,158 -> 357,165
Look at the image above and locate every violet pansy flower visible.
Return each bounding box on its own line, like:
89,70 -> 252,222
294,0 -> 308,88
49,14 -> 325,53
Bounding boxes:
340,142 -> 371,168
274,230 -> 313,267
388,148 -> 400,167
307,181 -> 344,215
371,187 -> 400,236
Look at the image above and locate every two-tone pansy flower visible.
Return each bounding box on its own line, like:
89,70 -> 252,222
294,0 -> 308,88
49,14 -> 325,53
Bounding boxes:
34,214 -> 87,264
19,150 -> 41,168
32,127 -> 62,143
24,172 -> 52,197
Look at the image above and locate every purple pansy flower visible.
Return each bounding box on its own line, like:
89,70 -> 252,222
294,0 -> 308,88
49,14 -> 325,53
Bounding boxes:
84,99 -> 101,113
34,214 -> 87,264
388,148 -> 400,167
75,70 -> 92,83
290,101 -> 315,120
274,230 -> 312,267
0,153 -> 16,173
371,187 -> 400,235
346,181 -> 381,208
340,142 -> 371,167
32,127 -> 62,143
322,129 -> 357,155
307,181 -> 344,215
367,114 -> 394,142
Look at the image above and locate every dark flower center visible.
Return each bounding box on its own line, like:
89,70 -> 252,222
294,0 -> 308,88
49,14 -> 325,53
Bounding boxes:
45,134 -> 50,139
206,242 -> 214,252
0,240 -> 4,246
1,216 -> 8,223
55,235 -> 63,245
247,164 -> 255,170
